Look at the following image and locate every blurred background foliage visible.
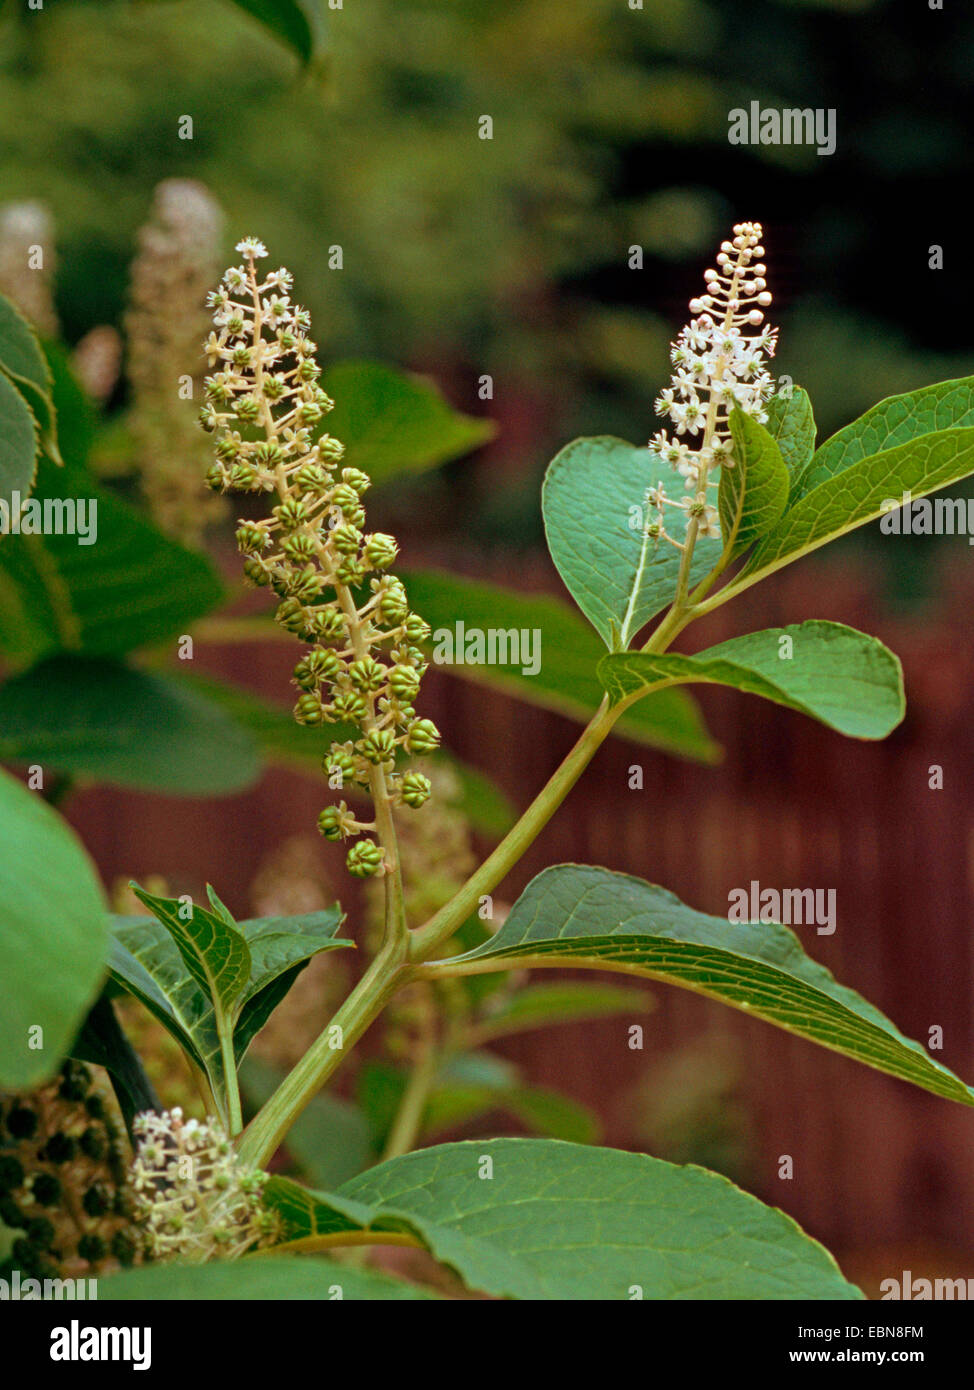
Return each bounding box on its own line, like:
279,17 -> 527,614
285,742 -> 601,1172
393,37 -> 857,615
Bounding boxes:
1,0 -> 971,564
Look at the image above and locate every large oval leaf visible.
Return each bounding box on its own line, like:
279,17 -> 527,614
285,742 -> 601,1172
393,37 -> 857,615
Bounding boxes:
542,436 -> 722,651
0,655 -> 260,794
599,621 -> 905,740
790,375 -> 974,504
265,1138 -> 861,1299
718,410 -> 789,558
0,769 -> 106,1088
764,387 -> 816,478
735,424 -> 974,592
426,864 -> 974,1109
401,568 -> 720,762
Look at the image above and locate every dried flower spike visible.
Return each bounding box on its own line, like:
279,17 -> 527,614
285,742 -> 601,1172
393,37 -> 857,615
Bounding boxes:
200,239 -> 440,876
127,179 -> 224,543
647,221 -> 777,545
130,1109 -> 279,1264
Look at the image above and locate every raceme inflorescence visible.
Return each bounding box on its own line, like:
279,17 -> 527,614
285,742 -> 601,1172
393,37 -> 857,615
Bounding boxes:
130,1109 -> 279,1264
646,220 -> 777,546
199,238 -> 440,878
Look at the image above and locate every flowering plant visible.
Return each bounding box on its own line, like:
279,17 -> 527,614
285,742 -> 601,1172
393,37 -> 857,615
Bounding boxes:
4,222 -> 974,1301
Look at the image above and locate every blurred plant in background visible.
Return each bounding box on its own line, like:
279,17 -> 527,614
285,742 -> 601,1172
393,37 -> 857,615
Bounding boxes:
2,0 -> 972,567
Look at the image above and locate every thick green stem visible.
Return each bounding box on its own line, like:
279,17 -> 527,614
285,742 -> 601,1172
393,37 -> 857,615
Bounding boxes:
408,696 -> 622,962
236,933 -> 408,1168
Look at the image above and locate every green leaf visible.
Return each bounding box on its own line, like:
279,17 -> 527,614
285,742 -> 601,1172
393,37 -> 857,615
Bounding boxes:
790,375 -> 974,505
0,769 -> 106,1088
107,904 -> 350,1121
322,361 -> 495,488
471,981 -> 654,1044
542,436 -> 722,650
432,864 -> 974,1110
176,670 -> 516,836
0,292 -> 59,468
0,458 -> 224,662
718,410 -> 789,558
402,568 -> 720,762
101,1256 -> 432,1300
240,1056 -> 372,1189
0,373 -> 39,518
764,387 -> 816,478
0,655 -> 260,794
225,0 -> 315,64
265,1139 -> 861,1299
599,621 -> 905,741
131,885 -> 252,1023
736,425 -> 974,591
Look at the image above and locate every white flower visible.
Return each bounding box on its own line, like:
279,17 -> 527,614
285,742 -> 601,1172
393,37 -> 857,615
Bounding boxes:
644,222 -> 778,546
235,236 -> 268,259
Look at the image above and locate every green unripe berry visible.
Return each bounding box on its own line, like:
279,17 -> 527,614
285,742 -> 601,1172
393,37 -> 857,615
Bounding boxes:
404,612 -> 432,643
358,728 -> 396,765
235,395 -> 261,422
275,498 -> 310,530
294,693 -> 324,725
404,718 -> 440,755
293,464 -> 330,497
317,805 -> 346,841
388,664 -> 421,700
347,840 -> 384,877
294,649 -> 341,689
312,606 -> 346,642
205,463 -> 228,491
282,533 -> 317,562
400,772 -> 432,808
228,461 -> 259,491
330,523 -> 363,556
336,556 -> 366,586
349,657 -> 386,693
330,690 -> 368,723
331,483 -> 361,515
341,467 -> 371,495
364,533 -> 399,569
243,557 -> 271,587
235,522 -> 267,555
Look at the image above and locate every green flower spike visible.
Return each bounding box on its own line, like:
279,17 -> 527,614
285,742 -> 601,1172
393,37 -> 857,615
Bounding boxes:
200,239 -> 441,873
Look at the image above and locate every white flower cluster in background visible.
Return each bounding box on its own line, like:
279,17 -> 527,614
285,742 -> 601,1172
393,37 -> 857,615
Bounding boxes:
646,221 -> 777,547
130,1108 -> 280,1263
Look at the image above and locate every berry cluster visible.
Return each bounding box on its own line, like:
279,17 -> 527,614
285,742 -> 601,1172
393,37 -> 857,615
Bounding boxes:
0,1061 -> 137,1278
200,238 -> 440,876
